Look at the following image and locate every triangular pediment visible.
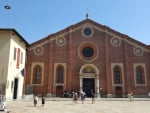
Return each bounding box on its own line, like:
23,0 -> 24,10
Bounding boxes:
29,19 -> 149,52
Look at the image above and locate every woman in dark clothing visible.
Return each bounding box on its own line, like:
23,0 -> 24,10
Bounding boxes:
41,95 -> 45,106
91,90 -> 95,104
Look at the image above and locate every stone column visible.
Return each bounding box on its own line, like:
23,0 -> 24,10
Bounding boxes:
80,75 -> 83,92
96,74 -> 100,98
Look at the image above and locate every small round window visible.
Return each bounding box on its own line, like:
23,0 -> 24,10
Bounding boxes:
84,28 -> 92,36
34,46 -> 44,55
82,46 -> 94,58
134,47 -> 143,56
82,27 -> 93,37
56,37 -> 66,46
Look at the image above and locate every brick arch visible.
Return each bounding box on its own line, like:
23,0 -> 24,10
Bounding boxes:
79,64 -> 100,75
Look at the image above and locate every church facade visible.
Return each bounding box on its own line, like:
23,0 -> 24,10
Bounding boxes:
25,19 -> 150,97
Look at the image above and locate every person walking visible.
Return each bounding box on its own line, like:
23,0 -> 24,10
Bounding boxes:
74,92 -> 78,104
72,91 -> 75,103
91,90 -> 95,104
34,95 -> 38,107
80,91 -> 86,104
129,92 -> 134,101
41,95 -> 45,106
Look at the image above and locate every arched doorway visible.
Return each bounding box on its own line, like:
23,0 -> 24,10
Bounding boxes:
79,64 -> 100,97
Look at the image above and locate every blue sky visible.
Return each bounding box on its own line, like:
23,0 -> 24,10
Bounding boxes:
0,0 -> 150,45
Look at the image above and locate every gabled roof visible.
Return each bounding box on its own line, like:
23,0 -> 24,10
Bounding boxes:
29,19 -> 149,50
0,28 -> 29,46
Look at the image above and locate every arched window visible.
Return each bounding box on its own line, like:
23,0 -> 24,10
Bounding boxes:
113,66 -> 122,84
56,65 -> 64,83
33,65 -> 42,84
136,66 -> 145,84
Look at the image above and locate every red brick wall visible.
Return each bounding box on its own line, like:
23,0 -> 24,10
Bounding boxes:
25,20 -> 150,97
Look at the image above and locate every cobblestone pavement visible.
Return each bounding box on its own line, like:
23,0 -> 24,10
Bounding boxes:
1,98 -> 150,113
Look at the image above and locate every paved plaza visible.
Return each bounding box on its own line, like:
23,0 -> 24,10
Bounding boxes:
1,98 -> 150,113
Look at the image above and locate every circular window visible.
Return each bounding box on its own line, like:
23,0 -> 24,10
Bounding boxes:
84,28 -> 92,36
78,42 -> 98,62
56,37 -> 66,46
134,47 -> 143,56
82,26 -> 93,37
82,46 -> 94,58
34,46 -> 44,55
111,37 -> 121,47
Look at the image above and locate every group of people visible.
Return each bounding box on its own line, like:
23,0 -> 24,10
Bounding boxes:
33,89 -> 97,106
34,95 -> 45,107
72,90 -> 95,104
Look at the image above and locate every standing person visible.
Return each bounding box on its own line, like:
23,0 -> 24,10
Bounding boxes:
91,90 -> 95,104
41,95 -> 45,106
34,95 -> 38,107
74,92 -> 78,104
80,91 -> 85,104
72,91 -> 75,103
129,92 -> 134,101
